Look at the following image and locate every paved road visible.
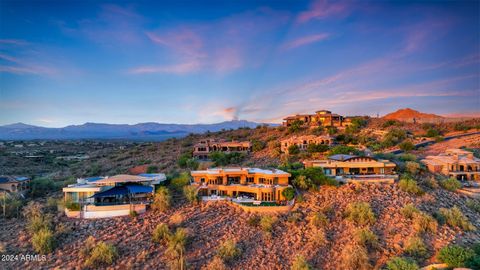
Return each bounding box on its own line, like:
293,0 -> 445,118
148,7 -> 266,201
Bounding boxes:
385,130 -> 480,155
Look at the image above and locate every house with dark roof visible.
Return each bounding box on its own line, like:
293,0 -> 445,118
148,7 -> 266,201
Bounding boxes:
0,176 -> 30,194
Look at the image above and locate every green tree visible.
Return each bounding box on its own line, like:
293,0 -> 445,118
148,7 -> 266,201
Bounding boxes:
399,141 -> 415,152
281,187 -> 295,201
288,120 -> 304,133
288,145 -> 300,155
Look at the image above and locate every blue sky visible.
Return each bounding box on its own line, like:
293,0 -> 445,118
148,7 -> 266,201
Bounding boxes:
0,0 -> 479,127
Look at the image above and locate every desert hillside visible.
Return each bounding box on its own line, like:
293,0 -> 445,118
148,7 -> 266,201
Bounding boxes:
383,108 -> 443,123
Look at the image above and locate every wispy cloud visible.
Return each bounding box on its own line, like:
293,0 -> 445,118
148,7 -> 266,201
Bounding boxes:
0,53 -> 57,75
282,33 -> 330,50
128,61 -> 201,74
297,0 -> 351,24
0,39 -> 29,46
131,7 -> 290,75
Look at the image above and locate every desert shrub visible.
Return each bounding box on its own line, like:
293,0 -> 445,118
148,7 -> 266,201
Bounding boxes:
466,199 -> 480,213
177,153 -> 199,170
292,167 -> 337,187
438,245 -> 475,268
354,228 -> 378,250
153,223 -> 171,243
399,141 -> 415,152
382,128 -> 407,147
398,176 -> 424,196
311,229 -> 326,246
84,241 -> 118,267
282,187 -> 295,201
291,255 -> 312,270
383,120 -> 400,128
385,257 -> 419,270
80,236 -> 97,257
146,165 -> 159,173
293,175 -> 314,190
183,185 -> 199,204
404,236 -> 428,258
438,206 -> 475,231
129,210 -> 138,218
310,212 -> 328,228
169,213 -> 184,227
288,145 -> 300,155
27,214 -> 53,234
425,177 -> 439,189
22,201 -> 43,220
46,197 -> 59,212
307,143 -> 329,153
203,256 -> 227,270
247,215 -> 260,227
170,172 -> 191,191
329,145 -> 360,156
152,186 -> 171,212
209,152 -> 246,166
259,216 -> 277,233
412,212 -> 437,235
405,161 -> 420,175
425,128 -> 441,138
32,228 -> 55,254
251,140 -> 266,152
398,153 -> 417,162
287,211 -> 303,223
401,204 -> 420,219
344,202 -> 376,226
340,243 -> 371,270
1,194 -> 22,218
166,228 -> 188,269
439,177 -> 462,191
216,239 -> 240,262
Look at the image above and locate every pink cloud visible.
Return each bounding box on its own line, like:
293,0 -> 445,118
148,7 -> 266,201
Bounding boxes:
128,61 -> 201,74
283,33 -> 330,50
146,30 -> 204,58
0,53 -> 57,75
131,7 -> 290,75
297,0 -> 351,23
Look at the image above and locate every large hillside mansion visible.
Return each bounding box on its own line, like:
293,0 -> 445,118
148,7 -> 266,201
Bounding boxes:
193,139 -> 252,159
62,174 -> 166,218
281,135 -> 333,154
190,168 -> 292,202
304,154 -> 398,183
283,110 -> 352,127
421,149 -> 480,181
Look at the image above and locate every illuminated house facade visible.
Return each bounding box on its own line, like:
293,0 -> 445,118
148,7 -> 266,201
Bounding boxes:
193,139 -> 252,159
283,110 -> 351,127
421,149 -> 480,181
304,154 -> 397,183
190,168 -> 292,202
280,135 -> 333,154
62,174 -> 166,218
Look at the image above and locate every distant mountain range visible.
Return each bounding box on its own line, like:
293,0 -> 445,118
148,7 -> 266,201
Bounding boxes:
0,120 -> 274,140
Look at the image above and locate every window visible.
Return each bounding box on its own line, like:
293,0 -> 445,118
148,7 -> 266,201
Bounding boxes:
247,177 -> 254,184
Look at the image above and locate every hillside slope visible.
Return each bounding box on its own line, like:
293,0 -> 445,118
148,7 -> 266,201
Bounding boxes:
383,108 -> 443,123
